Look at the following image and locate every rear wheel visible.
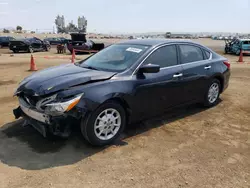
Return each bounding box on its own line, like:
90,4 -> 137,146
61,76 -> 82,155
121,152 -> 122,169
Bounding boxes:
203,79 -> 221,107
81,101 -> 126,146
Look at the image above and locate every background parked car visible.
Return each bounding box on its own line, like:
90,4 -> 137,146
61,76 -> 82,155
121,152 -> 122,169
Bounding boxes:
44,37 -> 63,45
9,37 -> 51,53
67,33 -> 105,54
0,36 -> 15,48
44,37 -> 71,45
225,38 -> 250,55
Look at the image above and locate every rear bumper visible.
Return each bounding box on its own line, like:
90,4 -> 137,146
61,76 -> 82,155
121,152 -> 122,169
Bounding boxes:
222,69 -> 230,92
242,50 -> 250,54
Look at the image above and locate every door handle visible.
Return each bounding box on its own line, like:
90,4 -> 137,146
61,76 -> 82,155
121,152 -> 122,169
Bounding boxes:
204,65 -> 211,70
173,73 -> 183,78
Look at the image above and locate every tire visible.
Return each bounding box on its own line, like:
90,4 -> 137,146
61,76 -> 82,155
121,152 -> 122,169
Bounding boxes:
13,50 -> 18,53
203,79 -> 221,107
28,46 -> 33,53
45,46 -> 51,52
81,101 -> 126,146
236,50 -> 241,56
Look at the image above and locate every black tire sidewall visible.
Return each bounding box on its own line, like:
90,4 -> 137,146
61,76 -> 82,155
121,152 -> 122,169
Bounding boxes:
29,46 -> 33,53
81,102 -> 126,146
204,79 -> 221,107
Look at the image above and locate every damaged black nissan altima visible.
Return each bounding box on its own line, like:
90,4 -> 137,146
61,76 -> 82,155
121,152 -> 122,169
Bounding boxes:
13,39 -> 230,146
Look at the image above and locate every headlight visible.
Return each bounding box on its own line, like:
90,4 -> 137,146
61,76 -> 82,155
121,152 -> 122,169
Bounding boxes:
44,94 -> 83,116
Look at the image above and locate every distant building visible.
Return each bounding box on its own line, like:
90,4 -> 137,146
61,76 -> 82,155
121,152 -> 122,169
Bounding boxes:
55,15 -> 65,30
78,16 -> 87,33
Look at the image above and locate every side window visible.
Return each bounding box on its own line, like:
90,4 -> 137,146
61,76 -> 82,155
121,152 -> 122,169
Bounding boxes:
243,41 -> 250,45
179,45 -> 204,64
204,50 -> 211,59
143,45 -> 178,68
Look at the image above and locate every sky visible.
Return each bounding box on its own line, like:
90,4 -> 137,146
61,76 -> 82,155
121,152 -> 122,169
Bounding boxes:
0,0 -> 249,34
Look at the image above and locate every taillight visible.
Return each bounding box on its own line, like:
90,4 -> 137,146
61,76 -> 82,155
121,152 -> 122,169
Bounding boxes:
223,61 -> 230,69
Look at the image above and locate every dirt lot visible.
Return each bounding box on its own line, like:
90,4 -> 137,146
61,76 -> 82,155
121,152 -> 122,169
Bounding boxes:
0,39 -> 250,188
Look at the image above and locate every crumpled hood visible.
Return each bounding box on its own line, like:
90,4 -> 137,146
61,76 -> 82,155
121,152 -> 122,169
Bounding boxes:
16,63 -> 116,96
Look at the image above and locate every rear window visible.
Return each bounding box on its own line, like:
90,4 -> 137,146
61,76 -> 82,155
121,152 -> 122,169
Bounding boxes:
179,45 -> 204,64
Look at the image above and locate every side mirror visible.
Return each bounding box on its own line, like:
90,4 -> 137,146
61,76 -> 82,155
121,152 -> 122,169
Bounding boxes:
139,64 -> 160,74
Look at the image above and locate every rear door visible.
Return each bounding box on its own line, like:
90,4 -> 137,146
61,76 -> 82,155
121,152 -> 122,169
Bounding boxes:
242,40 -> 250,52
178,44 -> 211,103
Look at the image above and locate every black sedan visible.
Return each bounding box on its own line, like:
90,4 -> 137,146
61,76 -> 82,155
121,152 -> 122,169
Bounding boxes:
0,36 -> 15,48
44,37 -> 71,45
9,37 -> 51,53
13,39 -> 230,146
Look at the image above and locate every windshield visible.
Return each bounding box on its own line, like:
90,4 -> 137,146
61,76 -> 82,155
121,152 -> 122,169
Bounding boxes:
78,44 -> 149,72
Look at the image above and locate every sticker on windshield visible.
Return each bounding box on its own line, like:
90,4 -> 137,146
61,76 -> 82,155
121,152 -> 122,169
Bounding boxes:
126,47 -> 143,53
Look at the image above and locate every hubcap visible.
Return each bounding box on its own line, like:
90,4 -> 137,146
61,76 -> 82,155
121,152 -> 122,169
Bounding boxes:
208,83 -> 219,103
94,108 -> 121,140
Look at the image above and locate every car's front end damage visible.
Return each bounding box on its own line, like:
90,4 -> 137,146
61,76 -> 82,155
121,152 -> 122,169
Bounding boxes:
13,91 -> 86,137
12,63 -> 117,138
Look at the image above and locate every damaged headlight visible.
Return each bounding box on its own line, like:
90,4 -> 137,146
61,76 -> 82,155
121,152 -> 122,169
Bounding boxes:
37,93 -> 84,116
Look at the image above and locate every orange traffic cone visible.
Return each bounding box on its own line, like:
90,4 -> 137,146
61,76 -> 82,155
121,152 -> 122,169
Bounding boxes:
29,55 -> 38,71
71,49 -> 75,63
238,50 -> 244,63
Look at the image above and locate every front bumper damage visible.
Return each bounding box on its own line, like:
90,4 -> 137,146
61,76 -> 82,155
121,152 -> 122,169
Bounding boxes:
13,98 -> 85,138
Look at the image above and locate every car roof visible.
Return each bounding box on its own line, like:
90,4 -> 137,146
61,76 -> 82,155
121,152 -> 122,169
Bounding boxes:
119,39 -> 195,47
239,38 -> 250,41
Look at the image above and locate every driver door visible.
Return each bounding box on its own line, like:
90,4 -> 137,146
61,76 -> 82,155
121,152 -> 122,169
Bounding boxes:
131,45 -> 184,118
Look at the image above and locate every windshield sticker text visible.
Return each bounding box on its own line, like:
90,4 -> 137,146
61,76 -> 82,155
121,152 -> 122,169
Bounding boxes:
126,47 -> 142,53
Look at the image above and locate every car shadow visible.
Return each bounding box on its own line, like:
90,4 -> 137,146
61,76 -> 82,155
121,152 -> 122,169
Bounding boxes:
0,102 -> 220,170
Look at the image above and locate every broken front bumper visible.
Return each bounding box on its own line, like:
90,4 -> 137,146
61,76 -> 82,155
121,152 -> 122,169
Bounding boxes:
13,98 -> 84,138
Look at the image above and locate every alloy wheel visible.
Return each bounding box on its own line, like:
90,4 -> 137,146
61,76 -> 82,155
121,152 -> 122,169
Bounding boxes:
94,108 -> 121,140
208,83 -> 219,104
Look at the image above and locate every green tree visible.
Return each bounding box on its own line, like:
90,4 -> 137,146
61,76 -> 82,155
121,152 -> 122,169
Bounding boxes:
66,22 -> 78,33
165,32 -> 171,38
16,26 -> 22,31
3,28 -> 10,33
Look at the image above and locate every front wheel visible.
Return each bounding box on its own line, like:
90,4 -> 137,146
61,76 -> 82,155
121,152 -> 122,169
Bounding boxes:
236,50 -> 241,56
28,46 -> 34,53
81,101 -> 126,146
45,46 -> 51,52
203,79 -> 221,107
